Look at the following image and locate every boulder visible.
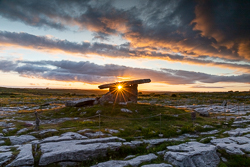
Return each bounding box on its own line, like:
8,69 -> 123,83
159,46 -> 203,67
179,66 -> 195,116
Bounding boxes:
6,144 -> 34,167
164,142 -> 219,167
9,135 -> 37,145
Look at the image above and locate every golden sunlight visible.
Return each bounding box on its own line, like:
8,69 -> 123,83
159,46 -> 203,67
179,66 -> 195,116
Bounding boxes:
117,85 -> 122,90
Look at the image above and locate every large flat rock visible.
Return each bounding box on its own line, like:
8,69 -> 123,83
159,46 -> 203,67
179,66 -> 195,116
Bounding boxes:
39,141 -> 122,166
223,127 -> 250,136
38,137 -> 125,166
9,135 -> 37,145
164,142 -> 219,167
6,144 -> 34,167
210,136 -> 250,155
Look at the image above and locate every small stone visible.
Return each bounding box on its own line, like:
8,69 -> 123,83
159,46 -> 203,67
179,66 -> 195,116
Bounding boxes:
84,131 -> 106,138
121,108 -> 132,113
203,125 -> 214,128
124,155 -> 136,160
39,129 -> 58,135
77,129 -> 92,133
221,157 -> 227,162
96,110 -> 102,114
200,130 -> 219,135
17,128 -> 29,135
105,128 -> 119,134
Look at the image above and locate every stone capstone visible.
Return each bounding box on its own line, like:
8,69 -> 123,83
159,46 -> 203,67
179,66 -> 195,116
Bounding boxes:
164,142 -> 220,167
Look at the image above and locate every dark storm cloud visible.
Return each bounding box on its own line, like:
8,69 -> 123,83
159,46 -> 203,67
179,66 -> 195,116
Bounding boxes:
1,31 -> 250,72
0,59 -> 249,85
1,0 -> 250,62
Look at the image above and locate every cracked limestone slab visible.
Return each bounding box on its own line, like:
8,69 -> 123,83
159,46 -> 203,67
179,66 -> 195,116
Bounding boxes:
164,142 -> 219,167
210,136 -> 250,155
9,135 -> 37,145
39,140 -> 123,166
6,144 -> 34,167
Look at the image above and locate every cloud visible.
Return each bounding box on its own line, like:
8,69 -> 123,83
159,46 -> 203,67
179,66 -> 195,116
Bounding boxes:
1,31 -> 250,73
0,0 -> 249,62
192,1 -> 250,60
0,59 -> 249,85
190,85 -> 224,89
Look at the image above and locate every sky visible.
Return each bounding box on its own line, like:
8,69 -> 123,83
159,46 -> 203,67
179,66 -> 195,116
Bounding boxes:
0,0 -> 249,92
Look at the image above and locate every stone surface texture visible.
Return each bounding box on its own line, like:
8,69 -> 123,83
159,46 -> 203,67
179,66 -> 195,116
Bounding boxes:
92,153 -> 157,167
9,135 -> 37,145
6,144 -> 34,167
0,152 -> 12,166
210,136 -> 250,155
164,142 -> 220,167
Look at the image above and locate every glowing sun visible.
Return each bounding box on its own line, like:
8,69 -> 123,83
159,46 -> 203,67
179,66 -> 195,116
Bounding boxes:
117,85 -> 122,90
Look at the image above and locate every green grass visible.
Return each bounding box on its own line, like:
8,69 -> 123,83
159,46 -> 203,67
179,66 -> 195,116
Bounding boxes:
11,102 -> 223,140
218,149 -> 250,167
